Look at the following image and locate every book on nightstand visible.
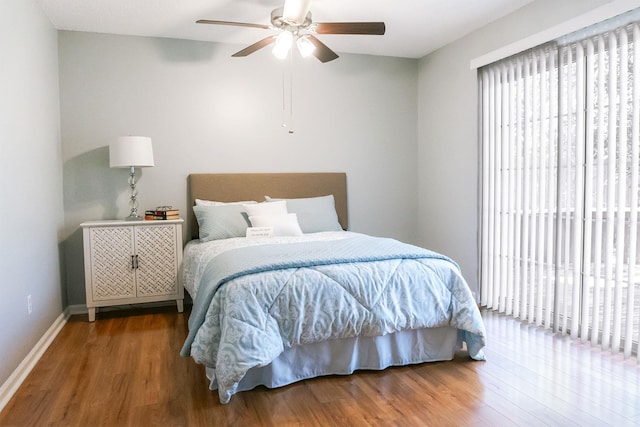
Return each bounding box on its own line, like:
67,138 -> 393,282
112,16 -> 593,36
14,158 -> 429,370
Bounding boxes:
145,207 -> 180,220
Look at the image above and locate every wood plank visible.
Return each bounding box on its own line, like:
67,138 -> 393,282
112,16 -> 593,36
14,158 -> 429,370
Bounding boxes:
0,307 -> 639,426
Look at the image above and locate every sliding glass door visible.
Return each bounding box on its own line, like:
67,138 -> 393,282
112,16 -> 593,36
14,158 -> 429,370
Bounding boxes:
479,20 -> 640,358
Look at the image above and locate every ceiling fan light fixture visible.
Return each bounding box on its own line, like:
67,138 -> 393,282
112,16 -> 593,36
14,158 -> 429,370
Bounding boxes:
272,31 -> 293,59
296,35 -> 315,57
198,1 -> 385,63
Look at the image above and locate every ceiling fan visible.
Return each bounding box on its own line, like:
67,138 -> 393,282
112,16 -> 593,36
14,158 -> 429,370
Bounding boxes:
196,0 -> 386,63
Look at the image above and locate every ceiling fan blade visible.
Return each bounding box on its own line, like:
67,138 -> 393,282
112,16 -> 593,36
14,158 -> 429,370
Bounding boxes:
231,36 -> 277,57
315,22 -> 386,35
196,19 -> 271,30
306,35 -> 339,63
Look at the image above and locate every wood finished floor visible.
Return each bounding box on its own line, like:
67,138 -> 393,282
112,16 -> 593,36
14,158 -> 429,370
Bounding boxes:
1,307 -> 639,426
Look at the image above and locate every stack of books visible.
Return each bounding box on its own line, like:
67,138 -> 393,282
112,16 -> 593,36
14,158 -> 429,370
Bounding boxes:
144,206 -> 180,220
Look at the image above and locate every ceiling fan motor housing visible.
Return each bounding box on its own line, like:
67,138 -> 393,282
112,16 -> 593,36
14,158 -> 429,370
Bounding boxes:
271,7 -> 312,30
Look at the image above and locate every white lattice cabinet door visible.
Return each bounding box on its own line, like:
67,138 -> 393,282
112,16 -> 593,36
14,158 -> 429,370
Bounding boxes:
81,219 -> 184,321
87,226 -> 136,301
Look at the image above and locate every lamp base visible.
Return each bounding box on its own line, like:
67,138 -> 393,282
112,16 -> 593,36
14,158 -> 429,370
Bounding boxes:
125,214 -> 143,221
125,166 -> 143,221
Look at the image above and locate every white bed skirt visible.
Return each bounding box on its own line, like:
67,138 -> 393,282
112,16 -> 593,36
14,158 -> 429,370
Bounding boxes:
206,327 -> 459,394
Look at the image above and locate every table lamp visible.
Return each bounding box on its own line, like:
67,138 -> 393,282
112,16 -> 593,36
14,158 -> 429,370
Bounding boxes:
109,136 -> 155,220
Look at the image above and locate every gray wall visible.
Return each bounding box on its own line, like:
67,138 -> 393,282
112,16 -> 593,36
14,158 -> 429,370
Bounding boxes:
59,31 -> 419,306
416,0 -> 614,296
0,0 -> 63,386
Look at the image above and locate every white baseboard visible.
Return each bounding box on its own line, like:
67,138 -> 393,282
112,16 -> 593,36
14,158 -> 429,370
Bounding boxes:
0,309 -> 70,413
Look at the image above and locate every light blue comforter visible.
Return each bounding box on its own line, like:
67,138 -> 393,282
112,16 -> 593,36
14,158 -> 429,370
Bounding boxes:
181,234 -> 486,403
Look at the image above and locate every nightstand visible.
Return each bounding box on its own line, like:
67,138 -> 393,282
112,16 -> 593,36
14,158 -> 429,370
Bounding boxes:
81,219 -> 184,321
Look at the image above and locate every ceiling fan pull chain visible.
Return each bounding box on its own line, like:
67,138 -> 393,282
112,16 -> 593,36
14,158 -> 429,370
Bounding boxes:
281,53 -> 295,133
281,67 -> 287,129
289,52 -> 294,134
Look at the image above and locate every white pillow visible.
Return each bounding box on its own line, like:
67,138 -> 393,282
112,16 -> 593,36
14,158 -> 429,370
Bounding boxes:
243,200 -> 288,217
196,199 -> 257,206
248,213 -> 303,236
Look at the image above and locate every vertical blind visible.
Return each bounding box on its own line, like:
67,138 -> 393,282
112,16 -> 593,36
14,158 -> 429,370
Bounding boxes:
480,21 -> 640,358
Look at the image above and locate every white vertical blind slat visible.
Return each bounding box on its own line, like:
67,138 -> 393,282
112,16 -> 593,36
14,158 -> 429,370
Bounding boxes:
571,42 -> 585,339
544,50 -> 557,329
481,70 -> 490,307
561,45 -> 573,335
514,59 -> 524,319
554,48 -> 566,333
536,51 -> 547,326
487,68 -> 496,309
612,28 -> 628,353
628,24 -> 640,360
602,33 -> 618,350
493,67 -> 502,310
591,35 -> 607,347
506,62 -> 517,316
499,65 -> 509,313
521,56 -> 532,320
582,38 -> 596,343
529,54 -> 539,324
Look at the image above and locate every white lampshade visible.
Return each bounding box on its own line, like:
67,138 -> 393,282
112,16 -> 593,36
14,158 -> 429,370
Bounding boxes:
272,31 -> 293,59
296,35 -> 316,58
109,136 -> 155,168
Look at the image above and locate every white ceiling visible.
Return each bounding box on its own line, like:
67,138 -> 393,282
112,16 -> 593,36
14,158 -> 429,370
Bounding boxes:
37,0 -> 534,59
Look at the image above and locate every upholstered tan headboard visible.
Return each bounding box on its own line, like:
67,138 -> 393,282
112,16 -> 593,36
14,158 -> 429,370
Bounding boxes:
187,173 -> 348,239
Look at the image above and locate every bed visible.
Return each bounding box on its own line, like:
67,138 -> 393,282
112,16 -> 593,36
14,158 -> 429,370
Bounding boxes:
180,173 -> 486,404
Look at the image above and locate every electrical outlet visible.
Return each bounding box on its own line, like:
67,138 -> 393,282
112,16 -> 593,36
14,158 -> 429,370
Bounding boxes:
27,295 -> 32,315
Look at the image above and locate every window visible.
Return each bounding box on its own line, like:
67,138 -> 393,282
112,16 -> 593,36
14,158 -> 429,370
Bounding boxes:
480,18 -> 640,358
